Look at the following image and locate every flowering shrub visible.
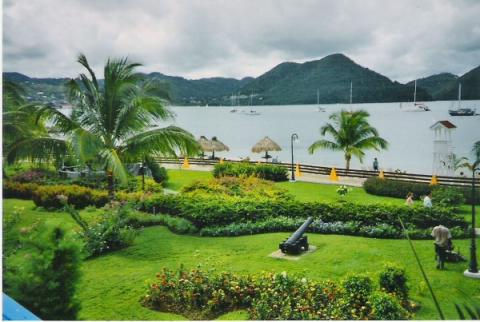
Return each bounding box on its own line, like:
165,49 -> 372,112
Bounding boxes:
213,162 -> 288,182
182,176 -> 293,201
10,169 -> 55,183
3,181 -> 39,199
141,267 -> 411,320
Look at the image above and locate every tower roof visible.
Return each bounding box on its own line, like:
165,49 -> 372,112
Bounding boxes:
430,120 -> 456,129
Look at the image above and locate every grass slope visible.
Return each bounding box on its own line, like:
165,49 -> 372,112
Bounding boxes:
3,199 -> 479,320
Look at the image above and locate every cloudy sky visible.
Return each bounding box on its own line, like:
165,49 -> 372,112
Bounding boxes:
3,0 -> 480,82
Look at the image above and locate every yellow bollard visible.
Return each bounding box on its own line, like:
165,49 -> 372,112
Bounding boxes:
430,175 -> 438,185
182,157 -> 190,169
295,163 -> 302,178
379,170 -> 385,179
329,167 -> 339,181
219,158 -> 224,164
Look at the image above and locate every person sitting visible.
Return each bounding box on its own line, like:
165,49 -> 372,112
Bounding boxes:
431,225 -> 451,269
423,192 -> 432,208
373,158 -> 379,172
405,192 -> 414,206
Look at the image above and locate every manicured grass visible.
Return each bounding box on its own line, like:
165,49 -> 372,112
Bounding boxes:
3,199 -> 479,320
165,169 -> 213,191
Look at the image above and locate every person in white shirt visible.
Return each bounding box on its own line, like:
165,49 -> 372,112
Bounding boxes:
423,192 -> 432,208
431,225 -> 452,269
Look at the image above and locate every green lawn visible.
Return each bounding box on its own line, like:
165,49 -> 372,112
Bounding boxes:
165,169 -> 213,191
3,199 -> 479,320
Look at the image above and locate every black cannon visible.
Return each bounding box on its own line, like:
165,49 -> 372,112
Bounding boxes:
279,217 -> 313,255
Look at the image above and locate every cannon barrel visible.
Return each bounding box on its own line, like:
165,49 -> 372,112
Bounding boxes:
284,217 -> 313,245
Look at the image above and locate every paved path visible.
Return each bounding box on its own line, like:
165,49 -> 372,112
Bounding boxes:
160,163 -> 366,187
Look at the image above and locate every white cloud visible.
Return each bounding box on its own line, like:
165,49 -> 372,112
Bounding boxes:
3,0 -> 480,82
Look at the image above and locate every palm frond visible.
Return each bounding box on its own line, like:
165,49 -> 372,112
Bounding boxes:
6,137 -> 69,164
36,104 -> 79,133
123,126 -> 200,159
308,140 -> 340,154
71,128 -> 104,163
99,148 -> 128,183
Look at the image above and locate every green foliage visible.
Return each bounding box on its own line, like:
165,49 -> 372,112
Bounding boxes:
336,185 -> 351,197
10,168 -> 56,183
213,162 -> 288,182
63,203 -> 137,257
4,227 -> 82,320
363,177 -> 479,205
379,263 -> 409,304
118,176 -> 164,193
432,186 -> 466,207
145,157 -> 169,184
126,213 -> 197,234
370,292 -> 410,320
138,193 -> 466,232
142,267 -> 410,320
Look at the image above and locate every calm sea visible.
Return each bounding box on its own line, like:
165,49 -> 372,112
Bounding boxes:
161,101 -> 480,175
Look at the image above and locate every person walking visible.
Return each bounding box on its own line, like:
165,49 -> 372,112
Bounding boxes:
423,192 -> 432,208
431,225 -> 452,269
373,158 -> 379,172
405,192 -> 414,206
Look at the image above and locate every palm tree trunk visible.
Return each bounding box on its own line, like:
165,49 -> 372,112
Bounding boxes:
345,155 -> 351,171
107,170 -> 115,200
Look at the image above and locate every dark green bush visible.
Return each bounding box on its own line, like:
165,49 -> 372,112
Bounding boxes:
142,267 -> 410,320
4,227 -> 82,320
432,186 -> 466,207
139,194 -> 466,231
213,162 -> 288,182
363,177 -> 431,200
126,212 -> 197,234
146,157 -> 168,184
363,177 -> 479,205
10,168 -> 55,183
379,263 -> 409,303
370,292 -> 409,320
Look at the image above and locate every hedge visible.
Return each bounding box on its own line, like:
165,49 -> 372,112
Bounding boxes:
363,177 -> 479,205
199,217 -> 469,239
213,162 -> 288,182
138,194 -> 466,230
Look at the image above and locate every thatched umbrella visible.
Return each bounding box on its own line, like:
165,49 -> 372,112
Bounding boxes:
210,136 -> 229,159
197,136 -> 212,158
251,136 -> 281,162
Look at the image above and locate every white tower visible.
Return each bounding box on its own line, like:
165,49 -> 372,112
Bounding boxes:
430,120 -> 456,176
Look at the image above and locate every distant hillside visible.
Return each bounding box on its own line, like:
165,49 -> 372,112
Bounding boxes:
239,54 -> 431,105
406,73 -> 458,98
433,66 -> 480,100
145,72 -> 252,105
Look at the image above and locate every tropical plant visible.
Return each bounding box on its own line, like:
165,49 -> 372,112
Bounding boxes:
38,54 -> 200,198
2,81 -> 67,166
308,110 -> 388,170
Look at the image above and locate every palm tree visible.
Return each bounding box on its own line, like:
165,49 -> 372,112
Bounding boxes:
308,110 -> 388,170
38,54 -> 200,198
3,81 -> 67,167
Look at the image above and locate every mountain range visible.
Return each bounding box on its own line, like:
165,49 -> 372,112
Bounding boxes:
3,53 -> 479,106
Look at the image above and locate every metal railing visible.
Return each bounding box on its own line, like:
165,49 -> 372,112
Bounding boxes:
154,157 -> 479,187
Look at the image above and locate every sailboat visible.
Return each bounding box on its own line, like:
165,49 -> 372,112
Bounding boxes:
243,90 -> 260,116
402,80 -> 430,112
448,84 -> 476,116
316,89 -> 325,112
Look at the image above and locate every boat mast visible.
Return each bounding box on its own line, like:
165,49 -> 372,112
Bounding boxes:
413,79 -> 417,104
317,88 -> 320,105
349,81 -> 353,105
250,90 -> 253,107
458,83 -> 462,109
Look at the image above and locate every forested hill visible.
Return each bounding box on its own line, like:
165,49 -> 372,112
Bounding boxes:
4,54 -> 479,106
238,53 -> 431,105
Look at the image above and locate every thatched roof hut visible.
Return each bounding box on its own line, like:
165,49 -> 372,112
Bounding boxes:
251,136 -> 281,162
211,136 -> 229,152
197,136 -> 213,152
